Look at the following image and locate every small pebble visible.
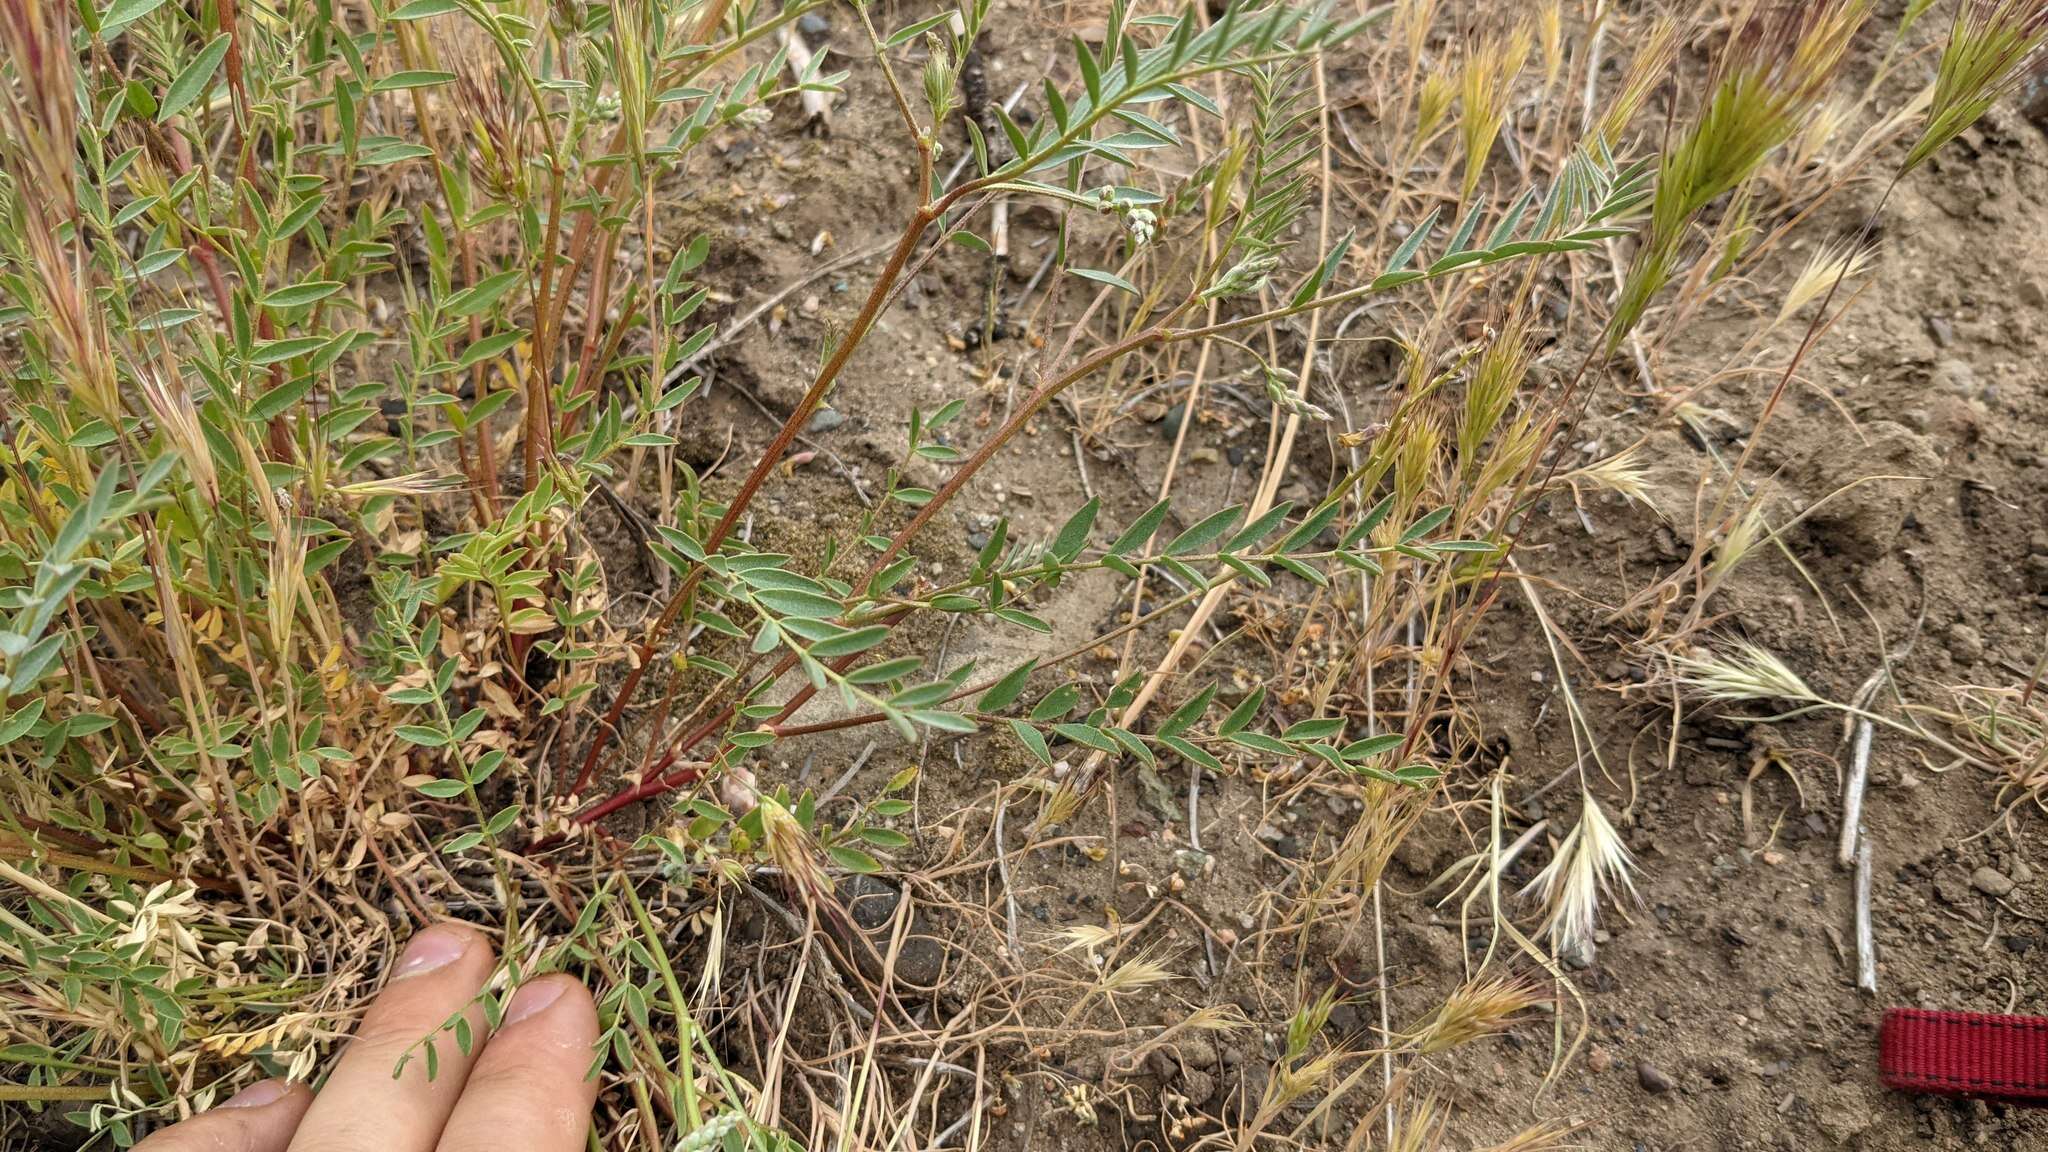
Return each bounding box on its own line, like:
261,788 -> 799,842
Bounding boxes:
807,407 -> 846,433
1637,1060 -> 1675,1094
1971,866 -> 2016,897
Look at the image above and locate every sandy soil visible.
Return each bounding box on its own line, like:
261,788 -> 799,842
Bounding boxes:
569,5 -> 2048,1150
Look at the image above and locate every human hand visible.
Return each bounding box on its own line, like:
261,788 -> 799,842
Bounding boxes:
137,921 -> 600,1152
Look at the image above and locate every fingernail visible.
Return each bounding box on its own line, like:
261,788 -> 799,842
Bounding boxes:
220,1080 -> 289,1110
501,978 -> 569,1027
392,922 -> 473,981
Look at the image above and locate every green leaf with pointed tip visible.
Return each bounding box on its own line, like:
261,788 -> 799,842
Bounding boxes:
1158,734 -> 1223,772
103,0 -> 169,32
1219,685 -> 1264,735
1400,506 -> 1452,544
977,660 -> 1038,713
1281,717 -> 1345,742
1070,267 -> 1138,294
1277,500 -> 1343,553
389,0 -> 461,17
1442,201 -> 1484,255
1074,36 -> 1102,102
1383,207 -> 1439,273
807,626 -> 890,659
1156,683 -> 1215,740
0,700 -> 45,746
1484,187 -> 1536,250
1166,504 -> 1244,556
754,587 -> 843,619
1341,493 -> 1396,547
1029,683 -> 1080,721
158,35 -> 230,123
372,70 -> 458,92
1052,497 -> 1099,561
1053,723 -> 1119,753
885,11 -> 954,45
827,845 -> 882,873
1107,727 -> 1155,766
1223,502 -> 1294,553
1008,719 -> 1053,765
1290,228 -> 1353,307
1342,733 -> 1404,760
1109,499 -> 1171,556
1228,730 -> 1292,756
260,281 -> 343,310
846,656 -> 924,684
443,269 -> 525,318
993,607 -> 1051,633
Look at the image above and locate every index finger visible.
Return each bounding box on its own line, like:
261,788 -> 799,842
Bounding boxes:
287,921 -> 497,1152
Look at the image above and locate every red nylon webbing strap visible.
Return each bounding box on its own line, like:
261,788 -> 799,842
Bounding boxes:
1880,1009 -> 2048,1102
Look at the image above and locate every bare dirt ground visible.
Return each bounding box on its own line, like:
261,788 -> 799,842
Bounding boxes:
608,4 -> 2048,1149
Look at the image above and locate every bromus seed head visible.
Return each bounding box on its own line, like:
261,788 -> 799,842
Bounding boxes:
1662,0 -> 1866,231
1458,24 -> 1533,201
1563,444 -> 1653,507
1412,71 -> 1458,147
268,520 -> 308,660
1285,985 -> 1339,1062
1775,239 -> 1874,328
1519,791 -> 1639,956
1457,320 -> 1532,469
1064,945 -> 1181,1023
1410,972 -> 1544,1053
136,366 -> 220,506
1056,923 -> 1127,955
1096,947 -> 1179,998
1395,0 -> 1441,73
1705,500 -> 1769,595
1612,1 -> 1868,344
0,0 -> 79,208
1789,97 -> 1855,174
1594,16 -> 1678,148
444,15 -> 533,200
1906,0 -> 2048,172
1671,640 -> 1820,705
1483,1119 -> 1584,1152
1536,1 -> 1564,92
1389,1094 -> 1449,1152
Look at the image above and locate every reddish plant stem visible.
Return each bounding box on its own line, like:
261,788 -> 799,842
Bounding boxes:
564,761 -> 708,827
525,164 -> 568,487
571,317 -> 1180,820
556,227 -> 621,441
565,200 -> 943,798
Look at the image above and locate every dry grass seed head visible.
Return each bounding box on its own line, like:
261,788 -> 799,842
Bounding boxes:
1704,500 -> 1770,596
1411,971 -> 1545,1053
1775,239 -> 1873,328
1594,16 -> 1678,148
1907,0 -> 2048,171
1613,1 -> 1867,341
1389,1094 -> 1450,1152
1484,1118 -> 1585,1152
1457,320 -> 1532,468
1458,24 -> 1533,201
1671,640 -> 1822,704
1413,71 -> 1458,145
1518,791 -> 1639,955
1564,444 -> 1654,506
